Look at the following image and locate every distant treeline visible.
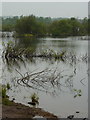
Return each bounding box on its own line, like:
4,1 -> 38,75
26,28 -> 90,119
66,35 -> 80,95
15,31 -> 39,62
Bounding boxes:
1,15 -> 89,37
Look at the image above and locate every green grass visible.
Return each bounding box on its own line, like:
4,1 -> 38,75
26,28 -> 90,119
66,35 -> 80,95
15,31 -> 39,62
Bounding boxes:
2,86 -> 13,105
2,98 -> 13,106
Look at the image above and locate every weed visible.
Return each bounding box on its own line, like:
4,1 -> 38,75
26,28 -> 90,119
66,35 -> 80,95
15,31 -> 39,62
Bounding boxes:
7,83 -> 11,90
31,93 -> 39,105
2,88 -> 6,98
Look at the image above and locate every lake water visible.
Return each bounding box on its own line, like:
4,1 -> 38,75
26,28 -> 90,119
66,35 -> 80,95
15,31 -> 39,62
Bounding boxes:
1,36 -> 88,118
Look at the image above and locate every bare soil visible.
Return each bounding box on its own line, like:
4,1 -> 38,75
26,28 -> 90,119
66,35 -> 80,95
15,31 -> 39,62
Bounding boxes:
2,102 -> 58,119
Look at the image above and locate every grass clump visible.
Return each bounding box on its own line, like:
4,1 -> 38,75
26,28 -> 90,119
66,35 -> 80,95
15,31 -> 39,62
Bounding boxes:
73,89 -> 82,98
6,83 -> 11,90
31,93 -> 39,105
2,97 -> 12,106
2,87 -> 12,105
2,88 -> 6,98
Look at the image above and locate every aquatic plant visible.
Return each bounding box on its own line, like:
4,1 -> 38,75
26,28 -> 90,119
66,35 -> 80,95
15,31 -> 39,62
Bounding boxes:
6,83 -> 11,90
30,93 -> 39,105
3,41 -> 66,60
73,89 -> 82,98
2,88 -> 6,98
2,41 -> 88,72
2,86 -> 13,105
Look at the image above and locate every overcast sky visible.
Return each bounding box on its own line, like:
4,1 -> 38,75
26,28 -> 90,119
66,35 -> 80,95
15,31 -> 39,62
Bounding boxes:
2,2 -> 88,18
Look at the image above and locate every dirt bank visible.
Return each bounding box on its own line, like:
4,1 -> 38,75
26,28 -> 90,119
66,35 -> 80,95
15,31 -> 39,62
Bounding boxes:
2,101 -> 58,119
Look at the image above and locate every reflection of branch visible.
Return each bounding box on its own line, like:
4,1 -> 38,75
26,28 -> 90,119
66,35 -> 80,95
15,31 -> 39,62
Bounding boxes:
13,67 -> 87,96
15,69 -> 23,77
15,68 -> 76,95
80,78 -> 86,86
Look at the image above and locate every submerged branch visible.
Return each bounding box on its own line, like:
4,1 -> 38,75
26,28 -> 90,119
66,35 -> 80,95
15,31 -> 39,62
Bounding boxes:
2,41 -> 88,62
14,68 -> 79,94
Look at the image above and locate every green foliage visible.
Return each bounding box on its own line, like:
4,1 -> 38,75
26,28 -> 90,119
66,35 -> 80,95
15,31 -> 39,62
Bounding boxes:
50,19 -> 72,37
49,18 -> 88,37
0,84 -> 2,97
2,16 -> 88,37
1,84 -> 12,105
3,41 -> 25,59
2,85 -> 12,105
15,15 -> 47,37
24,47 -> 35,55
30,93 -> 39,105
2,24 -> 13,32
88,19 -> 90,35
6,83 -> 11,90
2,16 -> 18,31
2,97 -> 13,106
3,40 -> 37,59
73,89 -> 82,98
2,88 -> 6,98
37,17 -> 52,24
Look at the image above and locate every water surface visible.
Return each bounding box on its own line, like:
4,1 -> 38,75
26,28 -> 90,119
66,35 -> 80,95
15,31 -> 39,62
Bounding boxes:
1,36 -> 88,118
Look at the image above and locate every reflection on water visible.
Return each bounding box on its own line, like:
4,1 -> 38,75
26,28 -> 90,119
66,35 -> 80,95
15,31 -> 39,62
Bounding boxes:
0,37 -> 2,119
2,37 -> 88,118
0,39 -> 2,84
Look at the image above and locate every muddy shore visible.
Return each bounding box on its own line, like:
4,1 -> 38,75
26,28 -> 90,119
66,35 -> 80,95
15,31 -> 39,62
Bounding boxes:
2,101 -> 58,119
